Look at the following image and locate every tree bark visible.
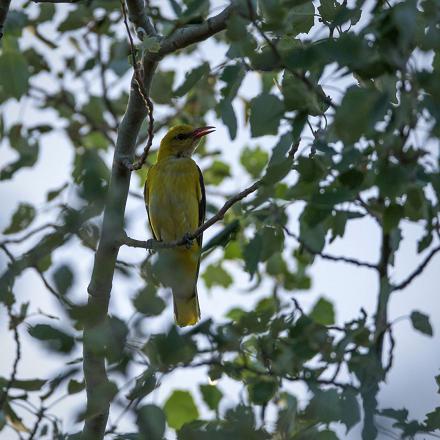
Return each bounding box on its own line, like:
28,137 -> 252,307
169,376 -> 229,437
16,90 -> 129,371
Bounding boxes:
81,3 -> 237,438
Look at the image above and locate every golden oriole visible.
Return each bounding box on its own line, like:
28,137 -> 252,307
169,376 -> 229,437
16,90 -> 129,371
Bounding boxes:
144,125 -> 214,326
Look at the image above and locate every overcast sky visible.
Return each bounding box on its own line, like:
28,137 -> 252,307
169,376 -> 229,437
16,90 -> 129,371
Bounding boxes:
0,1 -> 439,439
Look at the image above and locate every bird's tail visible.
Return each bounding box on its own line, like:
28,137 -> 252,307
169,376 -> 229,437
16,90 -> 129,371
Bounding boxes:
173,288 -> 200,327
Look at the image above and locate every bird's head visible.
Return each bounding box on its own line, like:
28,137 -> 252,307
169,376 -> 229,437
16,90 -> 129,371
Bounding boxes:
158,124 -> 215,160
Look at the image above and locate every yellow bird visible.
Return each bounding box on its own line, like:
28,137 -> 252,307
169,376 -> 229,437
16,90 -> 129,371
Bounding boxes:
144,125 -> 214,326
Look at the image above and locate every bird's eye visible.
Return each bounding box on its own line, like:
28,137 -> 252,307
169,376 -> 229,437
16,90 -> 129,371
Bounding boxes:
175,133 -> 186,140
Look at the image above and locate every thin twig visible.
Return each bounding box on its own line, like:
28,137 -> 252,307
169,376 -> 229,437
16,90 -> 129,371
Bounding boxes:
96,32 -> 119,128
121,0 -> 155,171
122,180 -> 261,249
245,0 -> 334,110
28,406 -> 45,440
391,245 -> 440,291
0,223 -> 58,246
283,227 -> 379,269
0,0 -> 11,39
0,306 -> 22,410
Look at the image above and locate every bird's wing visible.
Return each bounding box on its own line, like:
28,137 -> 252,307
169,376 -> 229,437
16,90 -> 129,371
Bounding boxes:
144,168 -> 159,240
196,165 -> 206,248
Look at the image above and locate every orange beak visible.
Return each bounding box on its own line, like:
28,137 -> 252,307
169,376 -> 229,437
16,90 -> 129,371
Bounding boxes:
191,126 -> 216,139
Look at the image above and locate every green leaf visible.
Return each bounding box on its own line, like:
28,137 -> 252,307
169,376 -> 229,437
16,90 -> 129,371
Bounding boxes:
250,93 -> 284,137
248,377 -> 278,405
333,86 -> 389,144
199,384 -> 223,412
226,14 -> 249,41
142,36 -> 161,53
3,203 -> 36,234
282,71 -> 328,115
383,204 -> 404,233
203,160 -> 231,186
28,324 -> 75,354
243,233 -> 264,277
164,390 -> 199,430
289,2 -> 315,35
425,407 -> 440,431
410,311 -> 433,336
0,47 -> 30,99
133,285 -> 165,317
0,377 -> 46,391
310,297 -> 335,325
137,404 -> 166,440
173,63 -> 210,97
218,98 -> 237,139
262,132 -> 296,185
240,146 -> 269,178
52,265 -> 74,296
67,379 -> 85,394
151,70 -> 175,104
202,264 -> 233,289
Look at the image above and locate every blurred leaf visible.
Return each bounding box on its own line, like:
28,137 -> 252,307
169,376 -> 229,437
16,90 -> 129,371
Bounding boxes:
243,233 -> 264,277
240,146 -> 269,178
203,160 -> 230,185
137,404 -> 166,440
133,285 -> 165,316
250,93 -> 284,137
52,265 -> 74,296
174,63 -> 210,97
0,377 -> 46,391
151,70 -> 175,104
248,377 -> 278,405
0,43 -> 30,99
218,98 -> 237,139
200,384 -> 223,412
310,297 -> 335,325
28,324 -> 75,354
3,203 -> 35,234
202,264 -> 233,288
334,86 -> 388,144
383,204 -> 404,233
425,407 -> 440,431
164,390 -> 199,430
67,379 -> 85,394
410,311 -> 433,336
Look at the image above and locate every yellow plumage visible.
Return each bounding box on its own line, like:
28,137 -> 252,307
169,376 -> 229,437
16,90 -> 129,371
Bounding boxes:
144,125 -> 214,326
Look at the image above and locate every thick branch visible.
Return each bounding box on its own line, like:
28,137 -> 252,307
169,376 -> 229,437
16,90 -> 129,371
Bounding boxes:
122,180 -> 261,249
391,244 -> 440,291
152,4 -> 235,60
82,4 -> 241,438
126,0 -> 156,37
0,0 -> 11,39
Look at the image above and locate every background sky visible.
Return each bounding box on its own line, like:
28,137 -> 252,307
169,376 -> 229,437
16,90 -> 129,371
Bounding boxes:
0,1 -> 439,439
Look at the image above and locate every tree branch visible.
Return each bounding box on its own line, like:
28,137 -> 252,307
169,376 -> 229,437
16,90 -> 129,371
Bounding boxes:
152,4 -> 236,60
126,0 -> 156,38
122,180 -> 261,249
0,305 -> 22,410
82,4 -> 239,438
391,244 -> 440,291
0,0 -> 11,40
283,227 -> 379,270
120,0 -> 154,171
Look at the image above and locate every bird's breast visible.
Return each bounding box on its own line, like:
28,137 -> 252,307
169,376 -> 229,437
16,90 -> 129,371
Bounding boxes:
148,158 -> 200,241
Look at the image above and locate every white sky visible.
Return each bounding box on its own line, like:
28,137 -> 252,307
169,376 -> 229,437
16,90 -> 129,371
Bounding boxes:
0,1 -> 439,439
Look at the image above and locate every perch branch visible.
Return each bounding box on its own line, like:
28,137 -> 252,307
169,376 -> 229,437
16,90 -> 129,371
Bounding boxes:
122,180 -> 261,249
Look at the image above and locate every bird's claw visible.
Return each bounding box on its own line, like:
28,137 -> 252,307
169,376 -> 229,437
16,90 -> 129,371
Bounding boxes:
182,233 -> 193,249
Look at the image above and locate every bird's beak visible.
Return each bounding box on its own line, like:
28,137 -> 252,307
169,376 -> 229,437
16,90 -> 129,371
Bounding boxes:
191,126 -> 216,139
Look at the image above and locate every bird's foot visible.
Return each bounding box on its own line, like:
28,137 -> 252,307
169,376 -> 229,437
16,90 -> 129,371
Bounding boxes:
182,233 -> 193,249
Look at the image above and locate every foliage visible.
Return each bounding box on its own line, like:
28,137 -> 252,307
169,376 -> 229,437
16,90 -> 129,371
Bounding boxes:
0,0 -> 439,439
